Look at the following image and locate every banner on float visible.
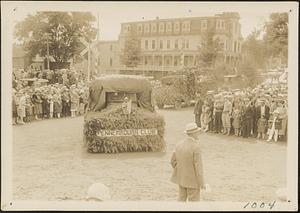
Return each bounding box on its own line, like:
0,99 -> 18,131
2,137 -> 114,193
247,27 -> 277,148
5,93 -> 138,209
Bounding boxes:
97,128 -> 158,137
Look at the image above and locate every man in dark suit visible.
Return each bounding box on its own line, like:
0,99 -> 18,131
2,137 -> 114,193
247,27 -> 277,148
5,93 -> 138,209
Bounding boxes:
170,123 -> 206,201
194,94 -> 204,128
255,98 -> 270,136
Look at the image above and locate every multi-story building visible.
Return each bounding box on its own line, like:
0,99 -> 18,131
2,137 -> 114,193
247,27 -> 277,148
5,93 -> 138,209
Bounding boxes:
96,40 -> 120,74
95,12 -> 243,77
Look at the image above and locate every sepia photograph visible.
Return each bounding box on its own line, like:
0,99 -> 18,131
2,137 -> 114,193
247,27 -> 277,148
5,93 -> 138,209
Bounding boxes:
1,1 -> 298,211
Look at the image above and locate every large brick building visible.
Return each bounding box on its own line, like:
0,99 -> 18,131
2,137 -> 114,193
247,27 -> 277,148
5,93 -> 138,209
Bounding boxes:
95,12 -> 243,76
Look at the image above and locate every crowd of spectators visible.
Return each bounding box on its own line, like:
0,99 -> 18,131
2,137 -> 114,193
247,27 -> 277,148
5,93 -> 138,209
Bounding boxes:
12,68 -> 89,125
194,82 -> 288,142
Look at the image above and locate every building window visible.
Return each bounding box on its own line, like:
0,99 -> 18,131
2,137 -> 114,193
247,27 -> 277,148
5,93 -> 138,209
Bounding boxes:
174,56 -> 178,66
110,45 -> 113,51
144,23 -> 150,33
159,57 -> 162,66
166,58 -> 170,66
110,58 -> 113,66
126,25 -> 130,33
160,40 -> 163,49
137,24 -> 143,34
182,22 -> 186,32
145,40 -> 148,49
159,23 -> 165,33
167,40 -> 170,49
216,20 -> 225,30
182,21 -> 190,32
152,40 -> 156,49
174,22 -> 180,32
123,25 -> 130,33
174,39 -> 178,49
234,41 -> 237,53
166,22 -> 172,32
145,57 -> 148,65
151,23 -> 157,33
216,20 -> 220,29
220,42 -> 224,50
185,40 -> 189,49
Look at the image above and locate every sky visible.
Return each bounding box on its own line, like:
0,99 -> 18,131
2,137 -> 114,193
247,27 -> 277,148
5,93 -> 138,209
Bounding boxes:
10,1 -> 291,41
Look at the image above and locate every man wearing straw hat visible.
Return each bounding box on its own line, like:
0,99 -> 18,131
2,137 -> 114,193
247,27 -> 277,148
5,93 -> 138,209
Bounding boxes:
170,123 -> 205,201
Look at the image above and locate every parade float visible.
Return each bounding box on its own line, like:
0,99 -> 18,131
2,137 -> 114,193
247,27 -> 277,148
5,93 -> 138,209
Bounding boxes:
83,75 -> 165,153
154,75 -> 193,109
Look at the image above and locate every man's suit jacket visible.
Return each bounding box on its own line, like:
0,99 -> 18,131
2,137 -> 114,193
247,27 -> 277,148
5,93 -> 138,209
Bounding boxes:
194,99 -> 204,115
170,137 -> 204,189
255,105 -> 270,121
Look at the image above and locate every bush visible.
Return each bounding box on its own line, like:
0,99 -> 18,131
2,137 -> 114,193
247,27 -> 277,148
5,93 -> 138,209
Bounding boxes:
154,75 -> 191,107
83,105 -> 165,153
154,85 -> 186,107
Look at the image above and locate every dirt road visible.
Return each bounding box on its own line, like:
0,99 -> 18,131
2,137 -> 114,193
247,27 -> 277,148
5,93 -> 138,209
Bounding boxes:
13,107 -> 286,201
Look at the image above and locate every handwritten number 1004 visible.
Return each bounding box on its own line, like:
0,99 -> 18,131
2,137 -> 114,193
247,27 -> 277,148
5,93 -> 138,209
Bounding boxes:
243,201 -> 276,210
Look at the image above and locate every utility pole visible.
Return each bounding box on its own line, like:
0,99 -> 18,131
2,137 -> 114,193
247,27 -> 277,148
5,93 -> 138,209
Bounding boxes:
96,12 -> 100,75
88,44 -> 91,81
45,33 -> 51,70
97,12 -> 100,41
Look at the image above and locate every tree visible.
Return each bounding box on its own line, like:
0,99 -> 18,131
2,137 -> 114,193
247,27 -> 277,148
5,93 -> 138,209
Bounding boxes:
120,37 -> 141,69
263,12 -> 288,64
234,29 -> 269,87
14,12 -> 97,64
238,58 -> 260,87
242,29 -> 268,69
197,29 -> 222,68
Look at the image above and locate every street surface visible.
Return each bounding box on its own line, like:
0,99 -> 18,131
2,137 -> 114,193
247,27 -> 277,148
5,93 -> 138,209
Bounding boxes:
13,107 -> 286,201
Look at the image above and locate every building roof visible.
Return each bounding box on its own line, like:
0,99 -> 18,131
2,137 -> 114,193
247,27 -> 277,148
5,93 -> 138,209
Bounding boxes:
13,45 -> 27,58
121,12 -> 240,25
97,40 -> 119,44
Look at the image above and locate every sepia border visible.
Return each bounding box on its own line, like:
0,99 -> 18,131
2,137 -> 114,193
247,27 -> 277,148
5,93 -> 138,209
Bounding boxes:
1,1 -> 298,211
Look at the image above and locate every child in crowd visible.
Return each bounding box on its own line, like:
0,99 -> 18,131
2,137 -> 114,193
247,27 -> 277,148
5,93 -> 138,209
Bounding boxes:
53,93 -> 62,118
49,94 -> 54,118
232,108 -> 241,136
32,88 -> 43,120
257,114 -> 267,140
70,85 -> 79,117
202,105 -> 211,132
24,92 -> 34,122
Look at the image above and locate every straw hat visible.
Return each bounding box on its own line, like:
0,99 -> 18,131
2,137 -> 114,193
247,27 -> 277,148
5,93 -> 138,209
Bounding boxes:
260,98 -> 267,103
184,123 -> 201,134
207,90 -> 215,95
87,183 -> 111,201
